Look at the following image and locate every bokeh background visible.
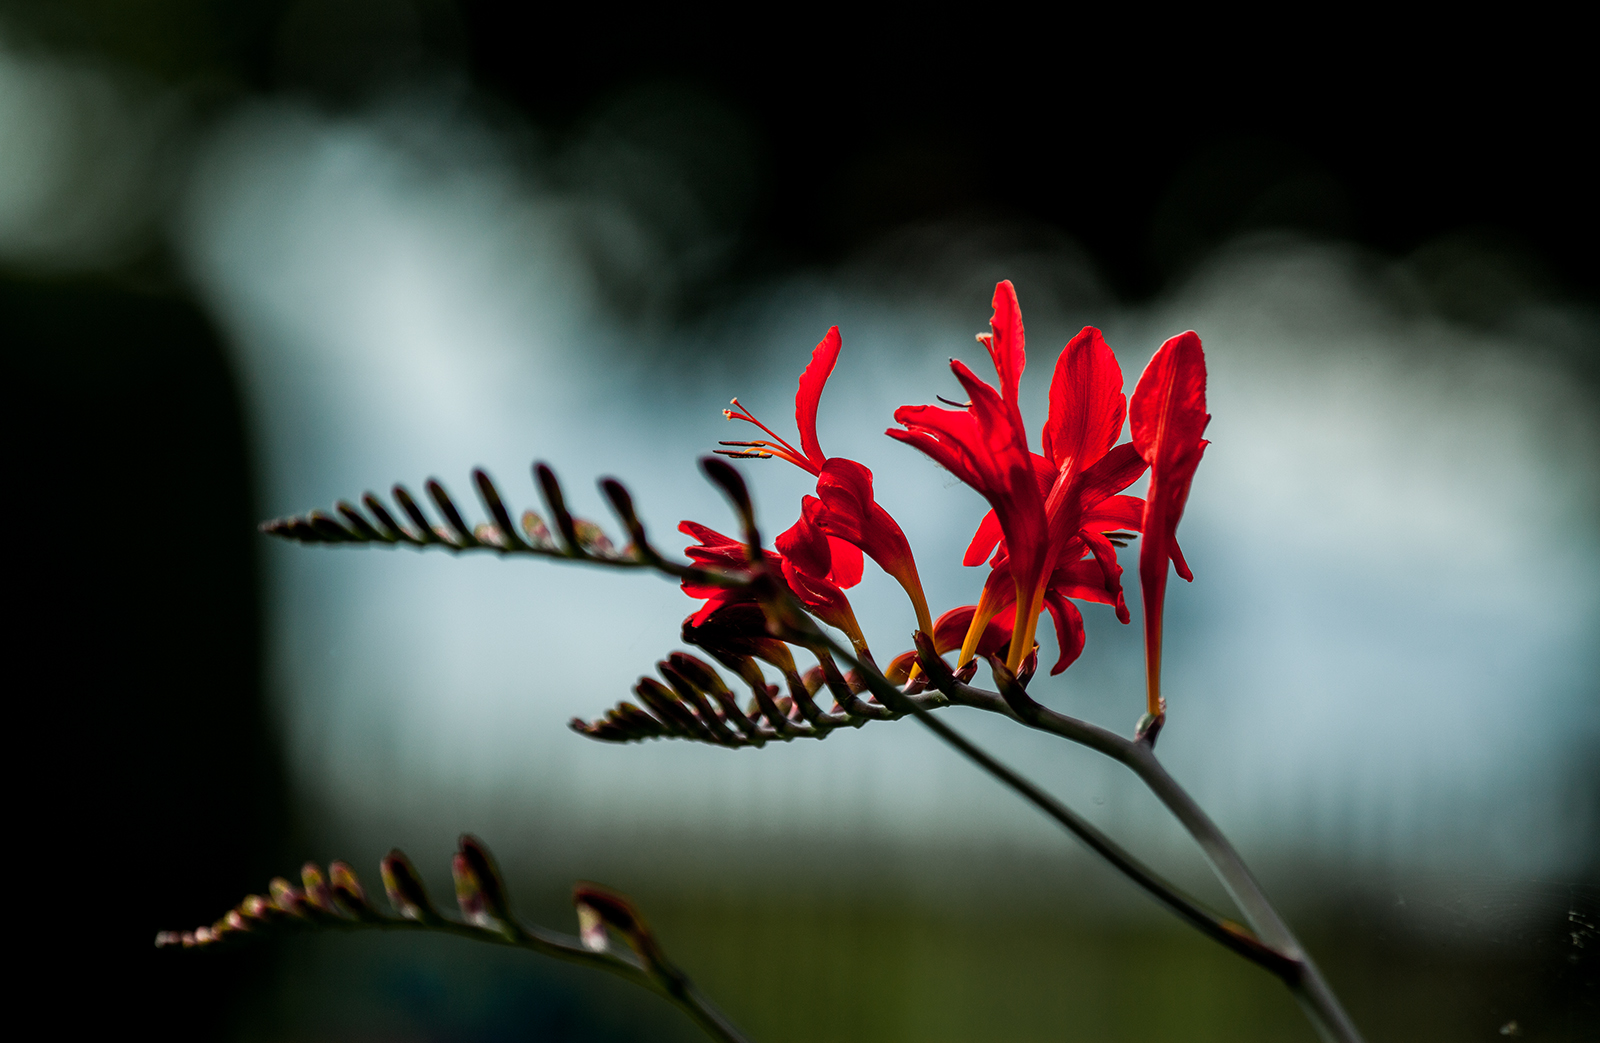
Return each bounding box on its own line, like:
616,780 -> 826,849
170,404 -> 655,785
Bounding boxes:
5,4 -> 1596,1040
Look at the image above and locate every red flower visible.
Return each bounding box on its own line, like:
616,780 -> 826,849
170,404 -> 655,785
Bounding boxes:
678,518 -> 868,654
1129,331 -> 1210,718
891,282 -> 1148,674
719,327 -> 933,635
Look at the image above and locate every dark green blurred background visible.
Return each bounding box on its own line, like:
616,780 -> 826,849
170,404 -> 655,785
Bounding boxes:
4,4 -> 1595,1040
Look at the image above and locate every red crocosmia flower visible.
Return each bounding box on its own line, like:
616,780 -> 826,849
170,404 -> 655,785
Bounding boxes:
678,516 -> 870,655
1129,330 -> 1210,719
805,461 -> 930,634
891,282 -> 1148,675
678,520 -> 774,626
889,282 -> 1048,672
718,327 -> 933,636
775,512 -> 868,653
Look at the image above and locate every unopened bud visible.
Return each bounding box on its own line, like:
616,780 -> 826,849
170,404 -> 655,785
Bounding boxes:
269,878 -> 307,918
576,901 -> 608,951
301,863 -> 336,914
328,861 -> 375,918
453,834 -> 515,936
380,849 -> 439,922
571,883 -> 663,970
240,894 -> 274,921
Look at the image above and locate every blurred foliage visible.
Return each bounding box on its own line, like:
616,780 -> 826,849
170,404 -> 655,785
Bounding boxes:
237,885 -> 1596,1042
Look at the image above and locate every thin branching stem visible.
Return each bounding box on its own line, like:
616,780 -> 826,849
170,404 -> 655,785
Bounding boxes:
366,918 -> 750,1043
782,626 -> 1301,977
265,461 -> 1362,1042
926,673 -> 1364,1043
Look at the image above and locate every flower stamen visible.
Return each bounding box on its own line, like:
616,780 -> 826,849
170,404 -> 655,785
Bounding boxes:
721,398 -> 814,472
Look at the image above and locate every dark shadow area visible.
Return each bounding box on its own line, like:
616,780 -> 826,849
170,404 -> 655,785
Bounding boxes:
4,275 -> 289,1040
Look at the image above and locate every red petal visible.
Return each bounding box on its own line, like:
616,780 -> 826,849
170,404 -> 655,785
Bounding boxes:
780,558 -> 861,639
963,510 -> 1003,567
978,280 -> 1026,412
814,459 -> 919,589
1042,326 -> 1126,473
1044,442 -> 1148,551
1042,591 -> 1087,675
1047,558 -> 1117,606
795,326 -> 841,470
885,650 -> 919,685
826,536 -> 863,588
1171,537 -> 1193,583
1081,494 -> 1145,534
1079,529 -> 1130,623
887,406 -> 985,490
932,604 -> 1014,657
1129,330 -> 1210,714
1131,331 -> 1209,470
678,520 -> 740,548
774,508 -> 832,579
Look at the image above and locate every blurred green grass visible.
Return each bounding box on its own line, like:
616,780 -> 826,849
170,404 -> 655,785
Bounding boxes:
238,882 -> 1593,1042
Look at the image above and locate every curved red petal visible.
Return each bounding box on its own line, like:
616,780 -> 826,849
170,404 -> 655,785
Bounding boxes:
1047,558 -> 1117,606
1042,326 -> 1126,473
979,280 -> 1026,411
932,604 -> 1014,657
887,408 -> 984,490
813,458 -> 930,630
774,509 -> 832,579
1042,591 -> 1087,675
1130,331 -> 1209,468
780,557 -> 861,640
1082,494 -> 1146,533
795,326 -> 841,470
963,510 -> 1003,567
815,459 -> 915,580
678,520 -> 740,548
826,536 -> 864,589
885,650 -> 919,685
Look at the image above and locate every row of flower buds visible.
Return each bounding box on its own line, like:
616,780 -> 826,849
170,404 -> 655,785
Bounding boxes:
569,626 -> 962,748
156,834 -> 660,969
259,465 -> 633,564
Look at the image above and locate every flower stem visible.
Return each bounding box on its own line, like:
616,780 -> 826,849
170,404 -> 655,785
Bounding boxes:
935,675 -> 1365,1043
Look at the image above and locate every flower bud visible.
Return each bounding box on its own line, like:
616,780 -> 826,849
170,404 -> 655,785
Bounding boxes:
239,894 -> 274,922
301,863 -> 337,915
576,901 -> 608,952
380,849 -> 439,922
269,877 -> 308,919
328,861 -> 376,919
572,883 -> 663,970
453,834 -> 516,937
